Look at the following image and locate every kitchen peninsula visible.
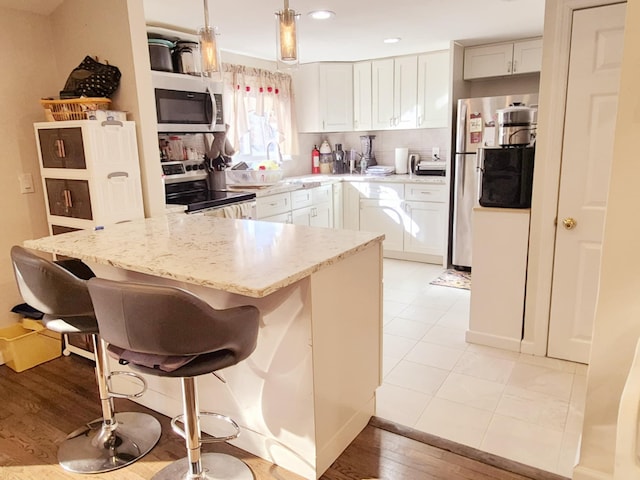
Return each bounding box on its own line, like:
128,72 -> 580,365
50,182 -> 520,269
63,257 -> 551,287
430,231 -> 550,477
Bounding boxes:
24,214 -> 384,480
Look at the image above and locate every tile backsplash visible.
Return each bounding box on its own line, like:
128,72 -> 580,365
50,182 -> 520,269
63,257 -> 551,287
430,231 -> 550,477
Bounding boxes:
283,128 -> 450,177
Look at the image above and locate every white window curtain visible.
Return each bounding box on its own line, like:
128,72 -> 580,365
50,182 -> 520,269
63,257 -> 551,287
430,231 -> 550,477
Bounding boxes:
221,64 -> 298,160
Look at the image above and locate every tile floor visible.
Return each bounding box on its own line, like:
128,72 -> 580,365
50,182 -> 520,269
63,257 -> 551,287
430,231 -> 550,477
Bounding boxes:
375,258 -> 587,477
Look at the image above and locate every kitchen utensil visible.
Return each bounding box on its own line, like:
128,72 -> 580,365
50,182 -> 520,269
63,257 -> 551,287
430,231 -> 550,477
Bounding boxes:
148,38 -> 174,72
172,40 -> 200,75
496,103 -> 537,146
360,135 -> 377,167
409,153 -> 420,173
394,148 -> 409,174
319,140 -> 333,174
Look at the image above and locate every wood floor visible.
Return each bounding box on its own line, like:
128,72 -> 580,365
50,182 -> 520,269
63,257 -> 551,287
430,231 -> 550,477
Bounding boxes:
0,355 -> 568,480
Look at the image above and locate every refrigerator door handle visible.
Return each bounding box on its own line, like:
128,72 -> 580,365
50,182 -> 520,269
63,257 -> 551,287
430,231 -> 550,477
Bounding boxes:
456,155 -> 465,197
456,102 -> 468,153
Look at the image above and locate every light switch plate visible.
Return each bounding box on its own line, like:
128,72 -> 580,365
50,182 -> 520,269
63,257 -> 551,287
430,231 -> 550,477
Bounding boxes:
431,147 -> 440,159
19,173 -> 35,194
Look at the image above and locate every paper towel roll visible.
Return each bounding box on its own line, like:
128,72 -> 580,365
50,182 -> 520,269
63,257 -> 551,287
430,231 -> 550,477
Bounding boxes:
394,148 -> 409,174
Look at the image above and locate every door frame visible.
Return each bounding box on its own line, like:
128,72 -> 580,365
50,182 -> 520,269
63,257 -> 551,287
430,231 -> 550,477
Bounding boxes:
522,0 -> 626,356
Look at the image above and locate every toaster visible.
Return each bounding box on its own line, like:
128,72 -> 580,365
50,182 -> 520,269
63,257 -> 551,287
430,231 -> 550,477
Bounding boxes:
414,160 -> 446,176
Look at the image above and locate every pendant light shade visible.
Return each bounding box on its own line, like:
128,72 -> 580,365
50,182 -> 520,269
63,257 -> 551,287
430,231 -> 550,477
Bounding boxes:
275,0 -> 300,69
199,0 -> 221,78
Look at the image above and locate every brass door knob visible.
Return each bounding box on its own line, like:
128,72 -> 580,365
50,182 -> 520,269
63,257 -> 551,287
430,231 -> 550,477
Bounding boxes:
562,217 -> 577,230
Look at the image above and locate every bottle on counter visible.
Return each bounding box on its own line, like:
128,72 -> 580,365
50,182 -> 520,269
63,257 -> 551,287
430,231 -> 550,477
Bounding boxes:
312,145 -> 320,174
319,140 -> 333,174
334,143 -> 344,174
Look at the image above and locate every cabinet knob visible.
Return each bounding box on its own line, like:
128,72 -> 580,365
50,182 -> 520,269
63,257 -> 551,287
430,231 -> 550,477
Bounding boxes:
513,60 -> 518,73
562,217 -> 577,230
507,60 -> 513,73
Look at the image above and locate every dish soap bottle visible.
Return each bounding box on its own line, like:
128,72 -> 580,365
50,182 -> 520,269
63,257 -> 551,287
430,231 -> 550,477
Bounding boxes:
312,145 -> 320,174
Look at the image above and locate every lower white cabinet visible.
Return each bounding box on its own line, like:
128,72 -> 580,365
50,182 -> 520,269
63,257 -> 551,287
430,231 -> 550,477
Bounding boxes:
256,185 -> 334,228
255,181 -> 445,262
404,200 -> 446,256
357,181 -> 446,263
333,183 -> 343,229
467,207 -> 530,351
360,198 -> 405,251
255,191 -> 290,220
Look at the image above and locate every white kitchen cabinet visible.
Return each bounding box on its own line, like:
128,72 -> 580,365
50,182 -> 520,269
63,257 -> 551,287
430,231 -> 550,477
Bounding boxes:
342,181 -> 360,231
353,180 -> 446,263
257,185 -> 333,228
467,207 -> 530,351
372,56 -> 418,130
353,61 -> 372,131
310,185 -> 333,228
333,182 -> 343,229
255,191 -> 291,219
360,198 -> 405,252
35,120 -> 144,233
294,63 -> 353,133
291,185 -> 333,228
417,50 -> 450,128
463,38 -> 543,80
403,183 -> 447,256
358,182 -> 404,252
260,212 -> 291,223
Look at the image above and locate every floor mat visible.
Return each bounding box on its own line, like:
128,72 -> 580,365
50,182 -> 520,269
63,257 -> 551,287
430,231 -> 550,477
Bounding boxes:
430,269 -> 471,290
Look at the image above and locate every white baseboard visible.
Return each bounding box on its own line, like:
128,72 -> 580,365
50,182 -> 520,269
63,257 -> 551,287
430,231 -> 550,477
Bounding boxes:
572,465 -> 613,480
465,330 -> 521,352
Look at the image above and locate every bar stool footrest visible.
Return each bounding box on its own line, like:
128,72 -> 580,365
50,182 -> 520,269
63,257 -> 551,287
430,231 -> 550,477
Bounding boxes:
170,411 -> 240,444
107,370 -> 147,399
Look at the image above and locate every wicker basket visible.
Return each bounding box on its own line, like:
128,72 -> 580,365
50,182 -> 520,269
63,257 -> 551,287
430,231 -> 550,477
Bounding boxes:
40,97 -> 111,121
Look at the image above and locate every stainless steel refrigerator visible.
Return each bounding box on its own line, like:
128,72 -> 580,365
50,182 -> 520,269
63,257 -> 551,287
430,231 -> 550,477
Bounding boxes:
452,93 -> 538,269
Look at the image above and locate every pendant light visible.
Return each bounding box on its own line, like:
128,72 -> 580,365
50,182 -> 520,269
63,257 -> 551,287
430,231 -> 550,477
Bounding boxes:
275,0 -> 300,69
199,0 -> 221,78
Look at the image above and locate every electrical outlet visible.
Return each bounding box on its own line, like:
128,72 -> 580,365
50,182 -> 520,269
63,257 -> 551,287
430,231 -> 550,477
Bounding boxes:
431,147 -> 440,159
19,173 -> 35,194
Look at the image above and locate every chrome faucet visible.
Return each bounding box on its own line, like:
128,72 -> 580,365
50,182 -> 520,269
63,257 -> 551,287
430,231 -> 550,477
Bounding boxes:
266,141 -> 283,164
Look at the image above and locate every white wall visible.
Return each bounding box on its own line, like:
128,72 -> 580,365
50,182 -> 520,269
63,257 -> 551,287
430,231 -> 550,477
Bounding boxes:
50,0 -> 165,218
576,0 -> 640,477
0,7 -> 58,327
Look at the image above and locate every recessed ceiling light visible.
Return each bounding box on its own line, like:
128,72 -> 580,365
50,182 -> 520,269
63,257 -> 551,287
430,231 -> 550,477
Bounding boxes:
383,37 -> 401,44
308,10 -> 335,20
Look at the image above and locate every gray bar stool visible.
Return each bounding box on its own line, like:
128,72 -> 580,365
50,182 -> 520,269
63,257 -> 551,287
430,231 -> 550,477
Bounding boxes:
10,246 -> 161,474
87,277 -> 260,480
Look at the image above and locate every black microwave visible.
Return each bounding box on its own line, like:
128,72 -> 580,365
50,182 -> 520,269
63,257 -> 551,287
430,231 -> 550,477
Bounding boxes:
151,71 -> 224,133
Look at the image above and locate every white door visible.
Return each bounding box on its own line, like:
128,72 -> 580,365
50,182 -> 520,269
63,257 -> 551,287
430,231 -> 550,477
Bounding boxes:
547,3 -> 626,364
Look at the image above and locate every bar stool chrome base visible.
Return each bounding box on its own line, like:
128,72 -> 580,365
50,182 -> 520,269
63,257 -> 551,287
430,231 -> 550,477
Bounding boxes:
58,411 -> 161,474
152,452 -> 254,480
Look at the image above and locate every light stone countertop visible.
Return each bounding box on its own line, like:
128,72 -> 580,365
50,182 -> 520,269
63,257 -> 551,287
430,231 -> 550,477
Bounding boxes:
228,173 -> 446,198
24,214 -> 384,298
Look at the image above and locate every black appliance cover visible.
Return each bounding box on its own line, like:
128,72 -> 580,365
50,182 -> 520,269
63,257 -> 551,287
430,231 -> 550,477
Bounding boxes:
479,146 -> 535,209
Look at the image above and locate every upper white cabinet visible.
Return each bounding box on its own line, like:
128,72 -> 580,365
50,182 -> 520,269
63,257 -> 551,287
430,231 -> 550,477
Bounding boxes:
294,63 -> 353,133
353,61 -> 372,131
463,38 -> 543,80
417,50 -> 450,128
372,56 -> 418,130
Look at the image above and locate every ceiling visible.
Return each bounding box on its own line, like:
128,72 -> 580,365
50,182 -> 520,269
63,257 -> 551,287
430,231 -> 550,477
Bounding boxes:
0,0 -> 545,63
